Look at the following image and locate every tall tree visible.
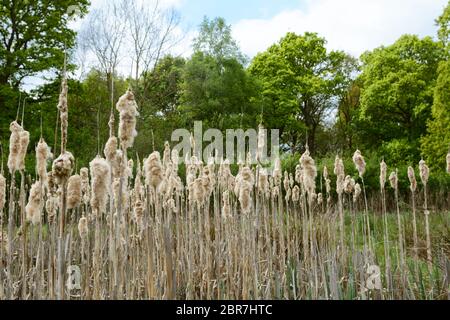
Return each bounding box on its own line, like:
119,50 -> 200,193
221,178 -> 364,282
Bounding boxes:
421,3 -> 450,169
249,32 -> 357,154
193,16 -> 246,63
0,0 -> 89,149
357,35 -> 445,159
0,0 -> 89,88
421,60 -> 450,169
181,17 -> 257,131
180,51 -> 258,130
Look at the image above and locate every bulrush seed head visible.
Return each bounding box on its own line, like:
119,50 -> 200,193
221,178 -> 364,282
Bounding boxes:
407,166 -> 417,192
116,90 -> 139,149
25,181 -> 42,225
419,159 -> 429,186
52,151 -> 74,184
67,174 -> 82,209
352,149 -> 366,177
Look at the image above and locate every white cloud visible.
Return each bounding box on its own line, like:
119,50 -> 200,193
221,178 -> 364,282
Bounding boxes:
232,0 -> 447,58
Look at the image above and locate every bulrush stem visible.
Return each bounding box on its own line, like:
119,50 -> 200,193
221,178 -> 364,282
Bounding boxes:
7,172 -> 16,299
423,185 -> 432,273
57,180 -> 67,300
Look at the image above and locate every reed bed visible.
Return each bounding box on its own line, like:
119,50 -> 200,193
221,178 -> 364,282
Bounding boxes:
0,83 -> 449,300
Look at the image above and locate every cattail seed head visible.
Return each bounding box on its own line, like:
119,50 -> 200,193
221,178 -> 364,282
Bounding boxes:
323,166 -> 328,179
352,149 -> 366,177
67,174 -> 82,209
292,185 -> 300,202
334,155 -> 345,195
300,147 -> 317,197
419,159 -> 429,186
144,151 -> 163,190
18,129 -> 29,171
407,166 -> 417,192
52,151 -> 74,184
222,190 -> 231,219
7,121 -> 22,173
36,138 -> 53,188
380,160 -> 387,190
80,167 -> 90,205
89,156 -> 111,215
389,171 -> 398,190
25,182 -> 42,225
78,216 -> 88,239
116,90 -> 139,149
344,175 -> 355,194
317,192 -> 323,205
353,183 -> 361,203
238,180 -> 252,214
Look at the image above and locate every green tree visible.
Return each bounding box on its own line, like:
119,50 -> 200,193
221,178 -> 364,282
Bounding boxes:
181,17 -> 258,131
193,16 -> 246,63
0,0 -> 89,87
357,35 -> 445,162
335,81 -> 361,151
0,0 -> 90,153
421,60 -> 450,169
180,51 -> 258,130
135,55 -> 186,155
436,1 -> 450,48
249,32 -> 357,154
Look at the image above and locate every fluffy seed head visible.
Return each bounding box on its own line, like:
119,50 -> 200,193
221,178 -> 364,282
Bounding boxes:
352,149 -> 366,177
334,155 -> 345,195
238,180 -> 252,214
300,147 -> 317,196
389,171 -> 398,190
78,217 -> 88,239
67,174 -> 82,209
353,183 -> 361,203
52,151 -> 74,184
292,185 -> 300,202
7,121 -> 23,173
407,166 -> 417,192
116,90 -> 139,149
222,190 -> 232,219
80,167 -> 90,205
344,175 -> 355,194
89,156 -> 111,215
144,151 -> 163,190
36,138 -> 53,188
25,182 -> 42,225
380,160 -> 387,189
323,166 -> 329,179
419,160 -> 429,186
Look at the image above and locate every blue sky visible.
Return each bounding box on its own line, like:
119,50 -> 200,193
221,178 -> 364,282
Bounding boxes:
159,0 -> 447,60
176,0 -> 307,27
23,0 -> 449,91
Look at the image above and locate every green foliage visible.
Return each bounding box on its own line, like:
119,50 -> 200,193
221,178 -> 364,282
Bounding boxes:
193,16 -> 246,63
135,56 -> 186,155
249,32 -> 357,154
180,51 -> 258,131
357,35 -> 445,155
436,1 -> 450,48
421,60 -> 450,170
